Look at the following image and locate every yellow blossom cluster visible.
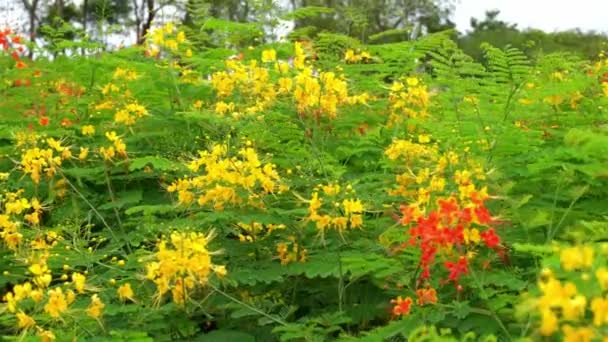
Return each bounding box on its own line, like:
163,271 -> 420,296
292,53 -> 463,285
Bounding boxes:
146,231 -> 226,305
294,68 -> 349,119
210,59 -> 277,116
385,138 -> 489,223
3,252 -> 105,336
306,183 -> 364,236
96,67 -> 141,111
146,22 -> 190,57
99,131 -> 127,161
206,42 -> 369,120
167,143 -> 287,210
0,191 -> 61,248
236,221 -> 286,242
344,49 -> 372,64
277,236 -> 308,265
387,77 -> 430,125
114,101 -> 149,126
18,138 -> 70,184
384,138 -> 437,164
520,244 -> 608,340
112,67 -> 139,81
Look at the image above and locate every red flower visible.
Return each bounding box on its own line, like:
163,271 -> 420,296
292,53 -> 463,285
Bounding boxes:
12,35 -> 22,44
60,118 -> 72,127
480,228 -> 500,248
416,287 -> 438,305
11,51 -> 19,60
390,296 -> 413,316
39,116 -> 49,126
474,205 -> 493,224
400,204 -> 419,225
438,197 -> 458,224
444,256 -> 468,282
15,61 -> 27,69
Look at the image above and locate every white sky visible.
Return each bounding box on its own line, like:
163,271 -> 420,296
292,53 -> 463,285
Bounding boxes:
452,0 -> 607,33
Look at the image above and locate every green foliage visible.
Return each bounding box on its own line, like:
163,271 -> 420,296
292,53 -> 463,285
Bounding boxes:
2,15 -> 608,342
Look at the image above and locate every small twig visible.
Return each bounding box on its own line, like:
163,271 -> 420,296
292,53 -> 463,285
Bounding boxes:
208,283 -> 287,326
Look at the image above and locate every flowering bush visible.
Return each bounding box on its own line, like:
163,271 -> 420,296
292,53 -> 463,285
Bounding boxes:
0,22 -> 607,341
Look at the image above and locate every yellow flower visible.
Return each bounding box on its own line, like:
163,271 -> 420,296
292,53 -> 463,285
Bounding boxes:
16,311 -> 36,330
560,245 -> 594,271
79,147 -> 89,160
463,228 -> 480,244
591,297 -> 608,326
105,131 -> 119,142
350,214 -> 363,228
344,49 -> 359,63
37,328 -> 56,342
261,49 -> 277,63
44,288 -> 69,318
86,294 -> 105,319
176,31 -> 186,43
81,125 -> 95,136
72,272 -> 86,293
117,283 -> 134,302
343,199 -> 363,216
193,100 -> 203,110
418,134 -> 431,144
562,325 -> 594,342
539,308 -> 558,336
213,265 -> 227,277
99,146 -> 115,161
597,268 -> 608,290
406,77 -> 419,86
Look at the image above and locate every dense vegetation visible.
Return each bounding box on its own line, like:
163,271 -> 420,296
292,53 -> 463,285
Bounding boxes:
1,11 -> 608,342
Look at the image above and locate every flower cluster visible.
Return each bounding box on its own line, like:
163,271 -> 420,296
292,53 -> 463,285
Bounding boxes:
167,143 -> 288,210
114,101 -> 149,126
235,221 -> 286,242
519,244 -> 608,340
99,131 -> 127,161
145,231 -> 226,305
276,236 -> 308,265
387,77 -> 430,125
1,28 -> 27,68
294,67 -> 349,119
344,49 -> 372,64
385,136 -> 505,298
3,252 -> 105,338
390,286 -> 438,316
305,183 -> 364,237
18,138 -> 70,184
207,43 -> 368,121
146,22 -> 191,57
210,58 -> 277,116
0,190 -> 46,248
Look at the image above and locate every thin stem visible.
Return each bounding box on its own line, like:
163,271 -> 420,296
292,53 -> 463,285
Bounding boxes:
61,174 -> 119,242
468,267 -> 512,340
208,283 -> 287,326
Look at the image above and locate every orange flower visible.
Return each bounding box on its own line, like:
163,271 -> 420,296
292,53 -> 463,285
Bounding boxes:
39,117 -> 49,126
390,296 -> 413,316
15,61 -> 27,69
416,287 -> 438,305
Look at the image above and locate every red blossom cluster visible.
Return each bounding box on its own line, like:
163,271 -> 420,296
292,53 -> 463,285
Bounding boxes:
400,195 -> 503,285
390,286 -> 438,317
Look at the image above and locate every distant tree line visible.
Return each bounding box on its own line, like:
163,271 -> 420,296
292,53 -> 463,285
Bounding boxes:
3,1 -> 607,59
